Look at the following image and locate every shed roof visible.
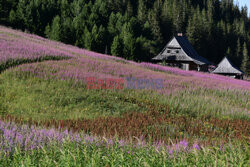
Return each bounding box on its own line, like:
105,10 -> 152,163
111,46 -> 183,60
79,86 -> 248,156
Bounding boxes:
212,57 -> 243,74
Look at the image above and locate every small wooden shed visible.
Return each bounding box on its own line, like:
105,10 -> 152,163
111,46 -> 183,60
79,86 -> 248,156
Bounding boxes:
212,57 -> 244,79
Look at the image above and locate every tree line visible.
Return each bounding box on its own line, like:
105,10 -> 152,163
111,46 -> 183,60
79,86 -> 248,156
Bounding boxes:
1,0 -> 250,74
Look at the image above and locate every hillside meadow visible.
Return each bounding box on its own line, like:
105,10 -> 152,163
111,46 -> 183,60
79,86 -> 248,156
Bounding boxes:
0,26 -> 249,166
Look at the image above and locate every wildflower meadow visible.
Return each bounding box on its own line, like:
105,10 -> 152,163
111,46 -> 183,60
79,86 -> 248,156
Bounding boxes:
0,26 -> 249,166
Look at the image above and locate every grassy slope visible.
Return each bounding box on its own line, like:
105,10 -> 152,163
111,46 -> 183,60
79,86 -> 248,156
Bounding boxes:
0,26 -> 249,137
0,66 -> 248,121
0,72 -> 149,121
0,26 -> 249,165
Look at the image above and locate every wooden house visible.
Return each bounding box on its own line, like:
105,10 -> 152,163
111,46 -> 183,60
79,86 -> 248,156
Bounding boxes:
152,34 -> 211,72
212,56 -> 244,79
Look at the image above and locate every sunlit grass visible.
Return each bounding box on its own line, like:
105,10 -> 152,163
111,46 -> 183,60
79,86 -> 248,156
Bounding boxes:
0,72 -> 148,121
0,139 -> 248,166
0,69 -> 249,122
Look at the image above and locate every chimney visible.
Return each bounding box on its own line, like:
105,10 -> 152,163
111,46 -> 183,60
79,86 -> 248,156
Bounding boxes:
177,33 -> 183,36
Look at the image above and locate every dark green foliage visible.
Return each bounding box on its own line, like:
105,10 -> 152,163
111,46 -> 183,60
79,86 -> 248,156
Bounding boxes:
137,0 -> 147,23
122,30 -> 136,60
241,42 -> 249,73
1,0 -> 250,73
83,27 -> 92,50
135,36 -> 153,61
8,9 -> 16,25
236,39 -> 241,60
45,15 -> 61,41
111,35 -> 123,57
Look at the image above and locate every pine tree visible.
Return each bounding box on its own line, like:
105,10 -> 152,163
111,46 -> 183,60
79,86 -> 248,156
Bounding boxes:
108,12 -> 124,36
226,47 -> 232,58
98,0 -> 109,25
207,0 -> 214,24
123,32 -> 135,60
15,0 -> 27,30
137,0 -> 147,23
8,9 -> 16,26
241,42 -> 249,73
111,35 -> 123,57
83,26 -> 93,50
148,9 -> 163,46
108,12 -> 118,37
186,14 -> 197,46
172,0 -> 185,32
61,17 -> 74,44
46,15 -> 61,41
126,1 -> 133,18
121,22 -> 136,59
44,24 -> 51,38
92,25 -> 106,53
161,0 -> 173,40
236,38 -> 241,59
135,36 -> 152,61
61,0 -> 70,19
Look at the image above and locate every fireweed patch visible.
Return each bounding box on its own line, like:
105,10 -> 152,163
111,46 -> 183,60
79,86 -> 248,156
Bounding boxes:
0,120 -> 203,156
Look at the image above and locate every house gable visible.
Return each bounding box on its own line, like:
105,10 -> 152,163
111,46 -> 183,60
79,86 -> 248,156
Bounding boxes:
153,36 -> 211,66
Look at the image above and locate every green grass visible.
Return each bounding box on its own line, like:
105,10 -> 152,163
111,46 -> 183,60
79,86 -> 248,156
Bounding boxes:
163,89 -> 250,119
0,69 -> 249,122
1,140 -> 248,166
0,72 -> 149,121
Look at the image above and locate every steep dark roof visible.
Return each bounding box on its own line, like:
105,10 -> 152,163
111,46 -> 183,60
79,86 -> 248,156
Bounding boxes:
212,57 -> 243,74
153,36 -> 211,65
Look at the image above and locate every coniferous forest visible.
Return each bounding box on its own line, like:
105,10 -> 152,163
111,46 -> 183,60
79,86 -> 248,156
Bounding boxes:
1,0 -> 250,74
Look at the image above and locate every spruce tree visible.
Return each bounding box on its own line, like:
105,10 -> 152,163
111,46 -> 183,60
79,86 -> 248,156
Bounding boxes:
108,12 -> 118,37
126,1 -> 133,18
137,0 -> 147,23
83,26 -> 93,50
148,9 -> 163,47
46,15 -> 61,41
111,35 -> 123,57
92,25 -> 106,53
241,42 -> 249,73
61,17 -> 74,44
8,9 -> 16,26
121,22 -> 136,59
236,38 -> 241,59
226,47 -> 232,58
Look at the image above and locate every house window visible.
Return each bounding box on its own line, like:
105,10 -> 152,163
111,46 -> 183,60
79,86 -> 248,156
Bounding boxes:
176,50 -> 179,53
167,50 -> 171,53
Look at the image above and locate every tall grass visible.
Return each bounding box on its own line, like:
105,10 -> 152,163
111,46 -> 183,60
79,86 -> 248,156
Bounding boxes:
0,139 -> 248,166
0,119 -> 248,166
